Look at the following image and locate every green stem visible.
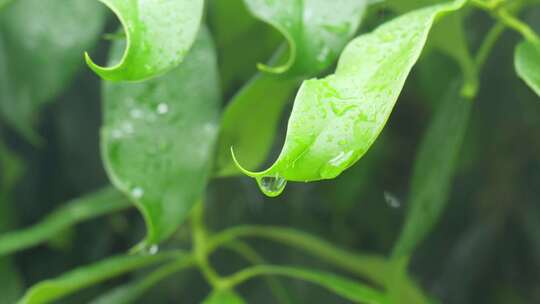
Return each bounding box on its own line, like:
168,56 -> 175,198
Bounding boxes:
207,225 -> 430,303
207,225 -> 389,286
0,187 -> 130,257
496,9 -> 540,42
475,22 -> 507,70
191,200 -> 222,288
223,241 -> 293,304
472,0 -> 540,43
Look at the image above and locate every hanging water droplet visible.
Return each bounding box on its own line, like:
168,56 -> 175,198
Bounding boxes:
257,175 -> 287,197
156,103 -> 169,115
131,187 -> 144,199
384,191 -> 401,208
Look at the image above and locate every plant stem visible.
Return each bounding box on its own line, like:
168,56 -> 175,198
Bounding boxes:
475,22 -> 507,70
191,200 -> 222,288
207,225 -> 430,303
472,0 -> 540,43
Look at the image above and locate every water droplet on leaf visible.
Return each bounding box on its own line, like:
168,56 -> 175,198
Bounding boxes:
257,175 -> 287,197
384,191 -> 401,208
131,187 -> 144,199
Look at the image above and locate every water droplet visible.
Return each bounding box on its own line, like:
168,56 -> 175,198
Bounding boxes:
122,122 -> 134,134
130,109 -> 143,119
317,46 -> 330,62
131,187 -> 144,199
111,129 -> 122,139
147,244 -> 159,255
384,191 -> 401,208
320,151 -> 354,179
257,175 -> 287,197
157,103 -> 169,115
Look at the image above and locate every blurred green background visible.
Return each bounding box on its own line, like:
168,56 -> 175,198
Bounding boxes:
1,0 -> 540,303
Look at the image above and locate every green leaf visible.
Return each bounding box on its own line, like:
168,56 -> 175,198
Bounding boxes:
215,74 -> 298,176
515,40 -> 540,96
89,256 -> 194,304
202,290 -> 247,304
85,0 -> 203,81
101,28 -> 221,246
207,0 -> 281,94
17,251 -> 188,304
233,0 -> 467,197
0,0 -> 14,10
0,0 -> 107,142
215,0 -> 370,176
392,81 -> 473,258
229,265 -> 388,304
243,0 -> 367,76
0,187 -> 129,257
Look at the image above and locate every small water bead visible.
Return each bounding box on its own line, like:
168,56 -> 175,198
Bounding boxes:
130,108 -> 144,119
157,103 -> 169,115
111,129 -> 123,139
257,175 -> 287,197
147,245 -> 159,255
384,191 -> 401,208
131,187 -> 144,199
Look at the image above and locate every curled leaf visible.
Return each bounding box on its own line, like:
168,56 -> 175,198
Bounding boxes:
101,29 -> 220,245
85,0 -> 203,81
515,40 -> 540,96
243,0 -> 367,76
233,0 -> 466,196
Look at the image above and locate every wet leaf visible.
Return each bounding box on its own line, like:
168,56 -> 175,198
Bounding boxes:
234,0 -> 467,196
392,82 -> 473,258
0,0 -> 106,142
215,0 -> 369,177
85,0 -> 203,81
202,290 -> 247,304
18,251 -> 188,304
101,29 -> 221,246
515,40 -> 540,96
242,0 -> 367,76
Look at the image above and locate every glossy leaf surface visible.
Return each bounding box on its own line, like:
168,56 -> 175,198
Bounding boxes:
215,0 -> 369,177
0,187 -> 129,257
234,0 -> 466,196
515,40 -> 540,96
202,290 -> 247,304
102,29 -> 221,246
0,0 -> 106,141
233,265 -> 388,304
243,0 -> 367,76
18,252 -> 187,304
392,82 -> 473,258
85,0 -> 203,81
